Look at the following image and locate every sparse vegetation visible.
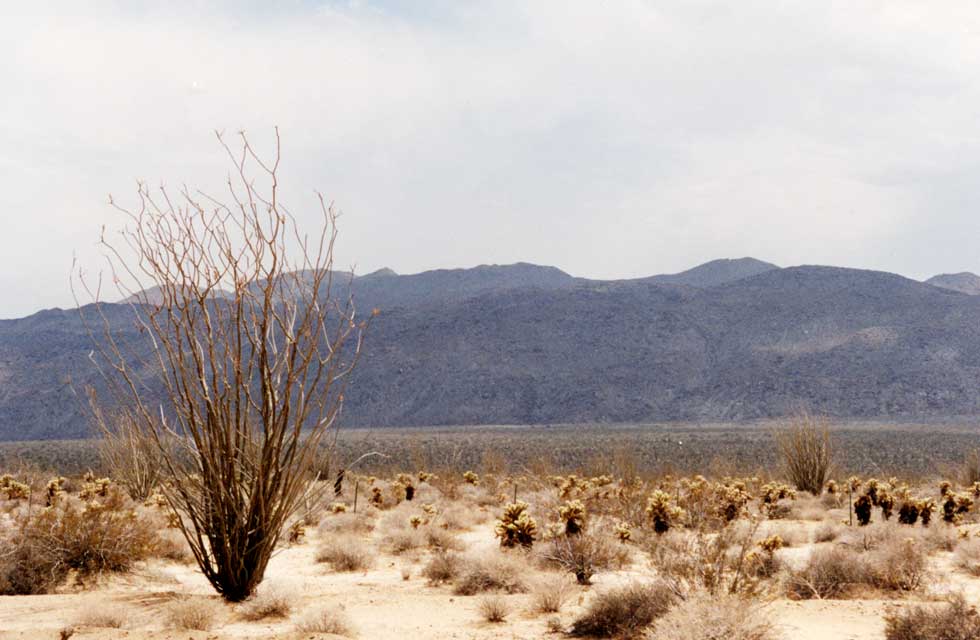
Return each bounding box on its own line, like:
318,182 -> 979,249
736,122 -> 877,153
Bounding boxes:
884,594 -> 980,640
569,581 -> 674,637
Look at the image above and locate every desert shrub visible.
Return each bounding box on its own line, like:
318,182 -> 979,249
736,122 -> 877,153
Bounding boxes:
494,501 -> 537,549
569,581 -> 674,638
813,521 -> 842,543
646,592 -> 779,640
424,526 -> 464,551
531,576 -> 573,614
539,531 -> 629,585
963,450 -> 980,486
76,609 -> 129,629
647,520 -> 765,596
153,528 -> 195,563
165,598 -> 221,631
787,547 -> 873,599
423,551 -> 462,585
884,594 -> 980,640
871,539 -> 928,592
239,586 -> 294,621
0,492 -> 155,594
478,595 -> 510,623
295,607 -> 355,636
775,413 -> 832,495
453,552 -> 528,596
316,536 -> 375,572
954,539 -> 980,576
319,511 -> 376,535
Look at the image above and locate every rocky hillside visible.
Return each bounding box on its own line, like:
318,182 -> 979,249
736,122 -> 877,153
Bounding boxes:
4,259 -> 980,440
926,272 -> 980,295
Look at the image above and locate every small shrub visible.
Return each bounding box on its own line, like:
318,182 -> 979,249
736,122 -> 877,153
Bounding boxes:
453,553 -> 528,596
647,592 -> 779,640
546,616 -> 565,633
295,607 -> 356,636
884,594 -> 980,640
423,551 -> 462,585
76,609 -> 129,629
569,581 -> 674,637
539,531 -> 628,585
165,598 -> 221,631
239,586 -> 294,621
813,521 -> 842,543
954,539 -> 980,576
531,576 -> 573,614
478,595 -> 510,623
316,536 -> 375,572
787,547 -> 872,599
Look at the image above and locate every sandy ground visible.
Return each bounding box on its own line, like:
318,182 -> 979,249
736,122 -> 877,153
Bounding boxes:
1,518 -> 977,639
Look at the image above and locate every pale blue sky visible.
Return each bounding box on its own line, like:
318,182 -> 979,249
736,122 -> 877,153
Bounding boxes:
4,1 -> 980,317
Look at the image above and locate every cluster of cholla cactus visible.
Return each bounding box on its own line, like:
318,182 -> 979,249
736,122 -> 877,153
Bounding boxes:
941,490 -> 974,524
895,485 -> 936,527
0,474 -> 30,500
715,481 -> 752,523
760,482 -> 796,519
557,500 -> 587,535
370,486 -> 384,507
646,489 -> 685,534
45,476 -> 67,506
462,471 -> 480,485
417,471 -> 434,483
494,501 -> 537,549
78,473 -> 112,501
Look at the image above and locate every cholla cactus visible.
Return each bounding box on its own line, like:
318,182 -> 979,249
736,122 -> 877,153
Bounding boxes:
848,476 -> 862,492
559,475 -> 582,499
421,503 -> 437,516
760,482 -> 796,519
757,534 -> 784,554
396,474 -> 416,501
0,475 -> 30,500
971,482 -> 980,499
330,502 -> 348,514
557,500 -> 587,535
46,477 -> 66,506
715,483 -> 752,523
79,477 -> 112,501
462,471 -> 479,485
417,471 -> 433,483
919,499 -> 936,526
494,501 -> 537,549
854,494 -> 873,526
614,521 -> 632,543
409,515 -> 424,529
370,486 -> 384,507
878,490 -> 895,520
825,479 -> 839,495
942,493 -> 973,524
288,521 -> 306,544
940,481 -> 954,497
865,479 -> 880,505
898,497 -> 921,525
646,490 -> 684,535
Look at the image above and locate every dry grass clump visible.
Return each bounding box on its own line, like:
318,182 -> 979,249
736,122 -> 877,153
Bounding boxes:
646,592 -> 779,640
787,539 -> 928,599
239,586 -> 294,621
569,581 -> 675,638
318,511 -> 376,535
422,551 -> 463,585
453,552 -> 529,596
164,597 -> 222,631
295,607 -> 356,637
539,531 -> 630,585
316,535 -> 375,572
478,595 -> 511,623
884,594 -> 980,640
953,539 -> 980,576
424,526 -> 465,551
530,576 -> 574,614
152,528 -> 195,563
75,609 -> 130,629
812,521 -> 843,543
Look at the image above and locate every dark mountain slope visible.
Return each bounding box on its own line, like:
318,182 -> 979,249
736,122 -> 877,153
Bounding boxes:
641,257 -> 778,288
4,263 -> 980,439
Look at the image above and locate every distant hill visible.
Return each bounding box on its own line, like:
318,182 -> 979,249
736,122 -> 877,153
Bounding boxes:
6,258 -> 980,440
926,272 -> 980,295
641,257 -> 779,288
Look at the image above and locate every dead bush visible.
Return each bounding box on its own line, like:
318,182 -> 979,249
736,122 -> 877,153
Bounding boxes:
539,531 -> 629,585
422,551 -> 462,585
0,492 -> 155,594
318,511 -> 376,535
646,592 -> 779,640
316,536 -> 375,572
75,609 -> 130,629
884,594 -> 980,640
424,526 -> 465,551
569,581 -> 675,638
954,539 -> 980,576
776,413 -> 832,495
478,595 -> 510,623
295,607 -> 356,637
453,552 -> 528,596
787,547 -> 872,599
531,576 -> 574,614
165,598 -> 221,631
812,521 -> 842,543
239,586 -> 294,621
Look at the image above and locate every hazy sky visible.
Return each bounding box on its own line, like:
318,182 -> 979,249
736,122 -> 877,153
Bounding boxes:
4,1 -> 980,318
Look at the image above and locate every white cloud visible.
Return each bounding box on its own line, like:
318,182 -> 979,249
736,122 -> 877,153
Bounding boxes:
3,1 -> 980,316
